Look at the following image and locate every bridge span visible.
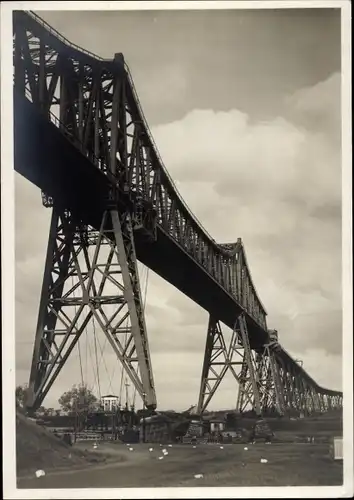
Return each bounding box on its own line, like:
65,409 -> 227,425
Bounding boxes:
13,10 -> 342,416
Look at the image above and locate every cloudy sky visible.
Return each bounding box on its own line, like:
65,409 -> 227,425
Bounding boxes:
15,7 -> 342,411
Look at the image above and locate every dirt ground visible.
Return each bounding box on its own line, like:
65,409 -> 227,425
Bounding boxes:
16,412 -> 343,489
17,440 -> 343,488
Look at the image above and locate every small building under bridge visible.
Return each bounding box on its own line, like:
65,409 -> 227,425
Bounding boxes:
100,394 -> 119,412
139,413 -> 195,443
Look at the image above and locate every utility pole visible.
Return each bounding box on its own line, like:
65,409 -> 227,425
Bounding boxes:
74,399 -> 78,443
125,379 -> 130,409
142,392 -> 147,443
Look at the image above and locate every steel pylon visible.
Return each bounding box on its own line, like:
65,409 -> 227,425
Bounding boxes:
197,313 -> 265,415
242,342 -> 285,415
26,205 -> 156,412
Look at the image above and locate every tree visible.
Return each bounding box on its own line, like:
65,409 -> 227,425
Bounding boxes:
15,384 -> 28,409
58,384 -> 98,414
35,406 -> 47,417
44,407 -> 55,417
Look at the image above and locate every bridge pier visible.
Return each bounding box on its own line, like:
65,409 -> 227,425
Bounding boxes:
26,205 -> 156,412
197,317 -> 291,416
197,313 -> 270,415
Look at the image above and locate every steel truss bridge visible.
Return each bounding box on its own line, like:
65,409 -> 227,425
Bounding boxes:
13,10 -> 342,416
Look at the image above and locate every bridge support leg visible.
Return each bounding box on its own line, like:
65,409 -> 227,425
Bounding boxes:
197,317 -> 228,414
26,206 -> 156,412
254,346 -> 285,416
197,313 -> 262,415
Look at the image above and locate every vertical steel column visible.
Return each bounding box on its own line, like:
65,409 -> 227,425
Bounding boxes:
267,349 -> 285,415
27,208 -> 72,408
238,314 -> 261,415
110,209 -> 156,408
236,357 -> 249,413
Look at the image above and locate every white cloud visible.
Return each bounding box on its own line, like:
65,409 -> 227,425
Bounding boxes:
285,72 -> 341,141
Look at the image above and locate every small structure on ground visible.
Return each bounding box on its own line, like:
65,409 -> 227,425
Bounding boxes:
333,436 -> 343,460
250,417 -> 274,443
100,394 -> 119,413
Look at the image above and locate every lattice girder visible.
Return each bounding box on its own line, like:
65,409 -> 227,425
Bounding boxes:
13,10 -> 268,332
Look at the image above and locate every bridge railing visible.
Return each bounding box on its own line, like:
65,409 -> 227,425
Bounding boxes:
25,10 -> 106,61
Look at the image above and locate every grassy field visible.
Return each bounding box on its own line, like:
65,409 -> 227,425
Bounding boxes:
17,440 -> 342,488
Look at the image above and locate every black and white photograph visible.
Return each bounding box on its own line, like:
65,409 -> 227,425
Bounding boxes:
1,1 -> 352,497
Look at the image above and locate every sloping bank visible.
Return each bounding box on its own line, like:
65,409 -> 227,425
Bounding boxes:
16,412 -> 112,478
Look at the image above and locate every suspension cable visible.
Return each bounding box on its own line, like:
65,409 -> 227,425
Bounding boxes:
132,366 -> 139,408
107,363 -> 116,395
77,338 -> 84,387
69,246 -> 106,405
90,262 -> 150,404
95,329 -> 115,394
71,275 -> 84,386
92,316 -> 102,399
85,325 -> 88,387
119,316 -> 129,405
86,332 -> 98,393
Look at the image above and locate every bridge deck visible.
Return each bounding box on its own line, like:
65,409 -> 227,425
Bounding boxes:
14,91 -> 268,351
